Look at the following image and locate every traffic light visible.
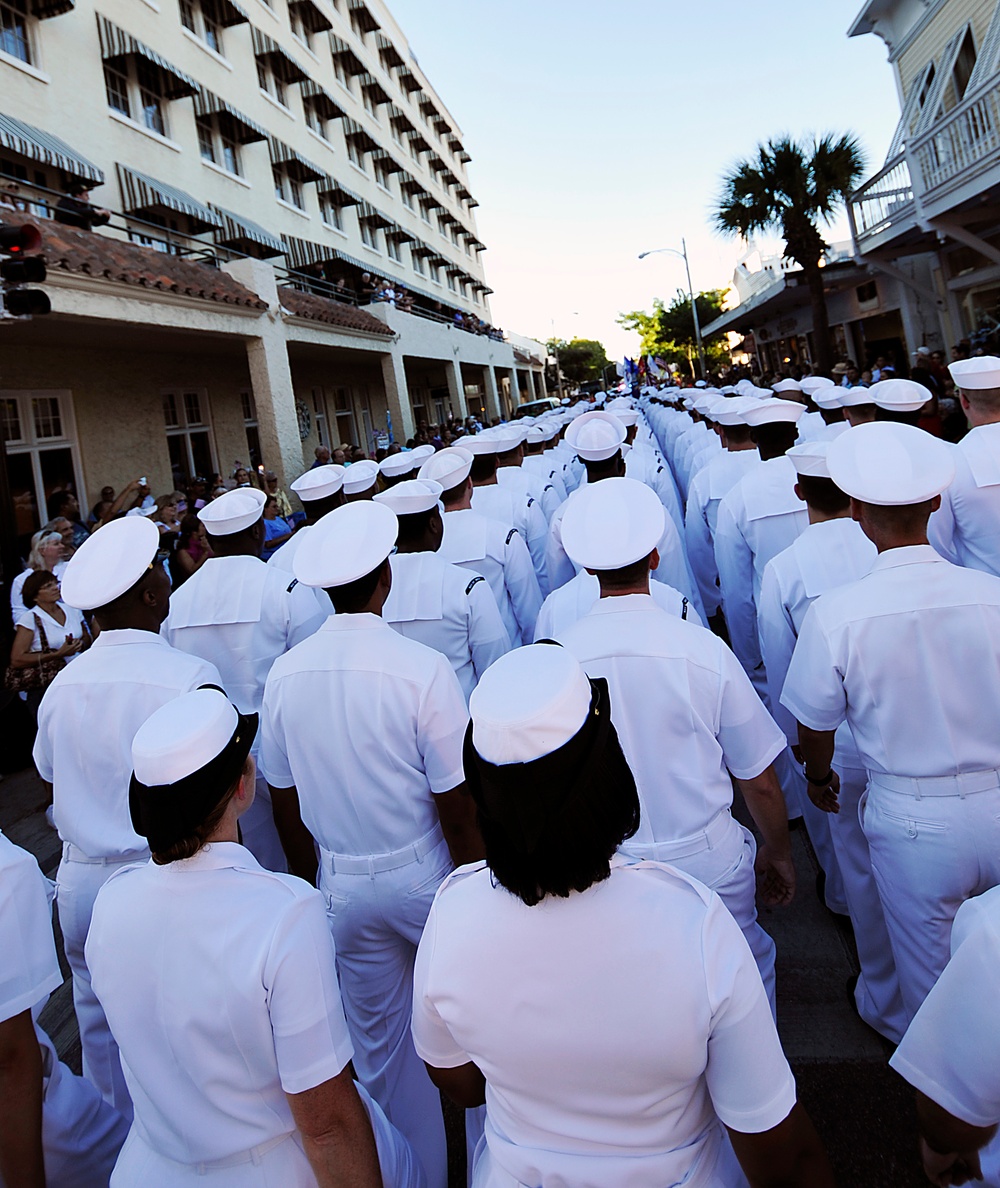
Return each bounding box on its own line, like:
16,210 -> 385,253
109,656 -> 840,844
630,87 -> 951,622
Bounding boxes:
0,221 -> 49,319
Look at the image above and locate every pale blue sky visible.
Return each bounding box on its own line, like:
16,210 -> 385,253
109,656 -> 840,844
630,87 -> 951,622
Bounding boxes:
388,0 -> 902,358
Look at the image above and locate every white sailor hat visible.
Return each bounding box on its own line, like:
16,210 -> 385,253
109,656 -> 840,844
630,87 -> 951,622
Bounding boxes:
373,478 -> 443,516
559,397 -> 571,405
694,379 -> 707,388
826,421 -> 955,506
485,425 -> 526,453
132,688 -> 247,788
419,446 -> 473,489
461,433 -> 503,456
379,451 -> 418,478
949,356 -> 1000,391
743,398 -> 805,426
713,396 -> 760,426
735,379 -> 757,395
610,405 -> 639,425
409,444 -> 436,467
560,477 -> 665,573
565,411 -> 626,461
470,644 -> 593,765
812,387 -> 845,411
786,441 -> 832,478
800,375 -> 836,396
681,396 -> 697,410
60,515 -> 160,611
525,423 -> 556,445
293,501 -> 398,588
772,378 -> 803,394
197,487 -> 267,536
748,386 -> 775,400
290,465 -> 346,502
693,394 -> 719,416
838,387 -> 876,407
868,378 -> 929,412
606,397 -> 634,411
342,459 -> 380,496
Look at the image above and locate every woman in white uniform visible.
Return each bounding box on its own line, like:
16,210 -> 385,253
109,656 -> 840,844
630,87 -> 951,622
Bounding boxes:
87,687 -> 424,1188
412,644 -> 834,1188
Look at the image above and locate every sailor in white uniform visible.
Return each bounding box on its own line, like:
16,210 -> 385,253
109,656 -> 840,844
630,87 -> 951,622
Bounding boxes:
164,488 -> 327,870
379,450 -> 419,487
554,478 -> 794,1008
261,502 -> 480,1188
809,386 -> 850,441
890,885 -> 1000,1188
782,421 -> 1000,1021
343,458 -> 380,502
869,376 -> 931,426
32,516 -> 221,1115
412,644 -> 834,1188
491,424 -> 561,522
420,447 -> 542,646
373,478 -> 510,701
267,464 -> 345,620
534,568 -> 702,641
839,385 -> 878,428
930,355 -> 1000,578
758,442 -> 905,1043
521,422 -> 568,507
607,400 -> 686,534
0,831 -> 127,1187
87,688 -> 422,1188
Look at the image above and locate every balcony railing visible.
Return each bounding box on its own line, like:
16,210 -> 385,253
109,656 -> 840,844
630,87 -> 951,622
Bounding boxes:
850,154 -> 916,248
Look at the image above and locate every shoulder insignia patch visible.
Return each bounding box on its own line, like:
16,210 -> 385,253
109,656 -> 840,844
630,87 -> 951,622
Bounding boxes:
505,528 -> 518,545
681,597 -> 689,620
286,579 -> 299,593
465,575 -> 485,595
526,497 -> 535,508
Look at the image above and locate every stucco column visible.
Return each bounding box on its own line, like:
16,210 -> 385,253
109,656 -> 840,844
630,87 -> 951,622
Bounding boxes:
482,364 -> 500,423
445,356 -> 464,417
493,367 -> 511,419
222,257 -> 305,488
510,368 -> 524,408
380,349 -> 416,444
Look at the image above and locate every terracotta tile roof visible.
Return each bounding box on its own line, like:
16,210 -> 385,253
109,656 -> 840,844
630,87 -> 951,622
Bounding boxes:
278,286 -> 394,336
513,348 -> 537,365
1,215 -> 268,310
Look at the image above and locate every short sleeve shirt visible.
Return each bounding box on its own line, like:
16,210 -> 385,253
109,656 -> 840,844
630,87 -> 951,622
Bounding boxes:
0,832 -> 62,1025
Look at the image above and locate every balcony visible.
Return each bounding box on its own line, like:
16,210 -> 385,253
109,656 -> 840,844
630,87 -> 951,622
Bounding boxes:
851,74 -> 1000,254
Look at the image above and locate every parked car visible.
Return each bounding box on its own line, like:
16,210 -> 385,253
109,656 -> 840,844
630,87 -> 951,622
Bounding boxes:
513,398 -> 560,419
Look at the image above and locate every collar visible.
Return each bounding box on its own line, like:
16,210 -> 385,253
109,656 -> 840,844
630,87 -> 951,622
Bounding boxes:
155,840 -> 258,873
319,611 -> 387,632
590,592 -> 656,613
870,543 -> 944,572
92,627 -> 169,648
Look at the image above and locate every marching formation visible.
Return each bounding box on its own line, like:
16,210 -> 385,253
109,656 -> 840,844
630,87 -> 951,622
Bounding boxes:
5,357 -> 1000,1188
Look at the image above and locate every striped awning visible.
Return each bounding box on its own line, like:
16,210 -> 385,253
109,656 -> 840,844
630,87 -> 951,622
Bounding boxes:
347,0 -> 380,33
467,236 -> 487,252
316,176 -> 362,205
406,132 -> 430,154
192,88 -> 267,143
96,14 -> 198,99
376,33 -> 404,69
386,223 -> 416,244
371,149 -> 405,174
465,194 -> 479,206
410,240 -> 435,258
426,154 -> 446,173
210,204 -> 284,255
116,164 -> 221,232
396,67 -> 421,92
459,151 -> 472,164
343,119 -> 380,155
446,263 -> 465,276
267,136 -> 323,183
399,174 -> 423,195
300,80 -> 345,121
32,0 -> 76,16
215,0 -> 250,25
0,112 -> 104,185
358,73 -> 389,106
448,135 -> 463,153
329,35 -> 365,74
288,0 -> 331,33
357,200 -> 392,228
250,26 -> 307,83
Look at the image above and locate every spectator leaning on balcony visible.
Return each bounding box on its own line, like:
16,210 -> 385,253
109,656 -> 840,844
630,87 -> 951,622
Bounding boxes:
53,180 -> 110,232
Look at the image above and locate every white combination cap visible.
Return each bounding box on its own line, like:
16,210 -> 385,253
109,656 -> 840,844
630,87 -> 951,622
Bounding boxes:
949,356 -> 1000,391
713,396 -> 761,426
378,452 -> 418,478
743,398 -> 805,426
786,441 -> 832,478
419,446 -> 473,489
198,488 -> 266,536
374,478 -> 443,516
290,465 -> 345,502
560,477 -> 665,572
564,411 -> 627,461
60,515 -> 159,611
132,688 -> 239,786
342,459 -> 379,496
293,501 -> 398,588
826,421 -> 956,505
868,378 -> 930,412
470,644 -> 593,765
772,378 -> 803,394
838,387 -> 876,407
409,444 -> 436,466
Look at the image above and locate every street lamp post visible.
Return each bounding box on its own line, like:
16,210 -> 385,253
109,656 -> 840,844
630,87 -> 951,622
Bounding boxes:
638,240 -> 706,380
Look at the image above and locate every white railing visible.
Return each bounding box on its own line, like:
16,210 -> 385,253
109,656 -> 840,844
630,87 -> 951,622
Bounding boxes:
913,79 -> 1000,194
850,155 -> 916,245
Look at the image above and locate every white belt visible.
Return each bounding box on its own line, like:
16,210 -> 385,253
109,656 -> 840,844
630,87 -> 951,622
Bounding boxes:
194,1131 -> 293,1173
322,824 -> 445,877
62,841 -> 148,865
622,810 -> 734,862
869,768 -> 1000,799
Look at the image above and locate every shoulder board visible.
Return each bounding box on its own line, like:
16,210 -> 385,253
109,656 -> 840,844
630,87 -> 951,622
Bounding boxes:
681,597 -> 689,621
505,528 -> 518,545
465,575 -> 485,596
286,578 -> 299,594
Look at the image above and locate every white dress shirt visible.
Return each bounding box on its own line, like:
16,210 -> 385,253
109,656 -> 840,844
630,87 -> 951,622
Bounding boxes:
439,508 -> 542,646
266,525 -> 333,619
16,602 -> 86,657
33,630 -> 220,858
412,858 -> 796,1188
384,552 -> 510,701
522,453 -> 568,506
782,545 -> 1000,777
534,571 -> 702,641
496,464 -> 559,522
260,614 -> 468,856
88,844 -> 354,1166
557,594 -> 785,843
472,482 -> 549,594
930,423 -> 1000,578
685,451 -> 759,618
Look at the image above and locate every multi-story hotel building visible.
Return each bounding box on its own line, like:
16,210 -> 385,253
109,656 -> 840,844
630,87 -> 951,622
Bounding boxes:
0,0 -> 546,539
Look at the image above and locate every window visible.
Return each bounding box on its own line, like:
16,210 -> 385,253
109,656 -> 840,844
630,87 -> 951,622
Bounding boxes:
374,158 -> 392,191
428,260 -> 440,284
386,235 -> 401,262
446,271 -> 456,292
197,116 -> 242,175
419,199 -> 433,224
953,27 -> 977,102
413,251 -> 425,276
401,187 -> 414,211
180,0 -> 223,54
464,238 -> 472,256
273,167 -> 304,209
305,105 -> 328,140
359,220 -> 378,250
332,387 -> 357,447
104,63 -> 131,117
105,58 -> 170,137
319,193 -> 344,230
409,138 -> 420,162
289,7 -> 312,50
257,60 -> 287,107
332,54 -> 351,92
163,388 -> 217,486
1,0 -> 31,63
346,138 -> 367,171
137,60 -> 167,136
312,388 -> 330,446
240,389 -> 262,470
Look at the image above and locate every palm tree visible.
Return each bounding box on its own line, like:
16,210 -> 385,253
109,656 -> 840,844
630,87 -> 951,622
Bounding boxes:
713,134 -> 865,376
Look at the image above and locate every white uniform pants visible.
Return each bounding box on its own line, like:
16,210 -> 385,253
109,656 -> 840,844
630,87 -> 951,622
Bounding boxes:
109,1083 -> 424,1187
779,754 -> 848,915
56,844 -> 142,1116
320,829 -> 451,1188
624,811 -> 777,1016
861,773 -> 1000,1023
829,763 -> 906,1044
239,775 -> 288,873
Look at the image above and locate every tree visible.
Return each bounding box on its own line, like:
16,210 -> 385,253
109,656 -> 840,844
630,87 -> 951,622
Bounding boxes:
546,337 -> 611,384
713,134 -> 865,375
618,289 -> 729,377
